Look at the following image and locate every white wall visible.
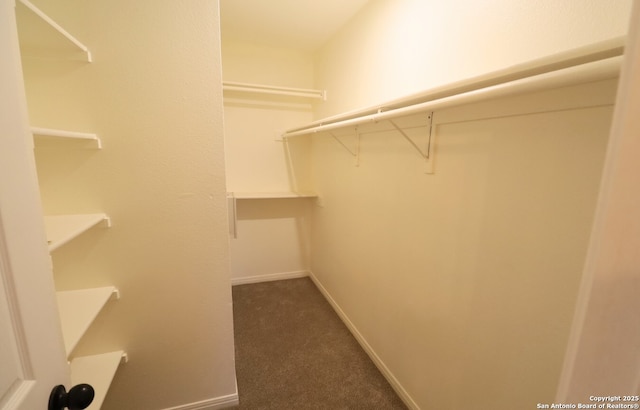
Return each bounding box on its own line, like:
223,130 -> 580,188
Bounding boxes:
314,0 -> 632,119
558,2 -> 640,400
308,1 -> 632,409
222,41 -> 315,88
221,41 -> 316,283
22,0 -> 237,408
311,79 -> 618,410
230,198 -> 313,283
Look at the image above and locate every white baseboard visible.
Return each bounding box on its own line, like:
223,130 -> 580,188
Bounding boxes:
308,270 -> 420,410
161,393 -> 239,410
231,270 -> 309,286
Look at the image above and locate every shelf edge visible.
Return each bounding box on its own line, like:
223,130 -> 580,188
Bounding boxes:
70,350 -> 126,409
31,126 -> 101,149
229,191 -> 317,199
17,0 -> 92,62
44,213 -> 110,252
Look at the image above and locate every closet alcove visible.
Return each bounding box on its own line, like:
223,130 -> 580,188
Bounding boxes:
222,68 -> 320,284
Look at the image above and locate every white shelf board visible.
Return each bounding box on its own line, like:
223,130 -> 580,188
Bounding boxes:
31,126 -> 101,149
57,286 -> 118,356
16,0 -> 91,62
44,213 -> 109,252
70,351 -> 125,409
222,81 -> 326,100
230,191 -> 317,199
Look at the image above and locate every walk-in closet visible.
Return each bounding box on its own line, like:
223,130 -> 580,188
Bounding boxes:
1,0 -> 638,409
221,1 -> 638,409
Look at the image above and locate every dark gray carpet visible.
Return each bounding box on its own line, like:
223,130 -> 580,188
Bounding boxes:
230,277 -> 407,409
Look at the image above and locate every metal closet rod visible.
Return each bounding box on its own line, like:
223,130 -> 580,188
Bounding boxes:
222,81 -> 327,100
283,36 -> 625,138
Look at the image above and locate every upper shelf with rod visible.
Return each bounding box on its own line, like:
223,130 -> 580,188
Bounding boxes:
229,191 -> 317,199
282,37 -> 625,139
15,0 -> 92,62
223,81 -> 327,100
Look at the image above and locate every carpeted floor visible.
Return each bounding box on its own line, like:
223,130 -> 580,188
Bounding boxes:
230,277 -> 407,409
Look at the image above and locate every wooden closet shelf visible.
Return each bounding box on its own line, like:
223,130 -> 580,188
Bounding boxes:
70,350 -> 127,410
223,81 -> 326,100
57,286 -> 119,357
230,191 -> 317,199
32,126 -> 102,149
44,213 -> 110,252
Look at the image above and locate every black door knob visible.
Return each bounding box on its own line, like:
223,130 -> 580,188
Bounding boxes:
48,384 -> 95,410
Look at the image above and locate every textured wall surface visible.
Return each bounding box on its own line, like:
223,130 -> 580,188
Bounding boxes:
310,80 -> 618,410
22,0 -> 237,408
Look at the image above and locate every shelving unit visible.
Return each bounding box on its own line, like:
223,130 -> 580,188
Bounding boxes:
44,213 -> 110,252
15,1 -> 125,405
32,126 -> 102,149
56,287 -> 119,356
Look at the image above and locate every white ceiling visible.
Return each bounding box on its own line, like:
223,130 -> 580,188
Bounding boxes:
220,0 -> 371,52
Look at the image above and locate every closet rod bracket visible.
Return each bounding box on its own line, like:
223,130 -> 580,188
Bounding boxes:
425,112 -> 435,174
329,127 -> 360,166
389,112 -> 435,174
389,116 -> 427,159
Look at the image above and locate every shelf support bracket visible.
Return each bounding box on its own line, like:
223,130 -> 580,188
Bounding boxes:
389,117 -> 429,159
329,127 -> 360,166
355,127 -> 361,167
425,112 -> 435,174
101,216 -> 112,228
111,288 -> 121,300
329,132 -> 357,156
227,193 -> 238,239
389,112 -> 435,174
